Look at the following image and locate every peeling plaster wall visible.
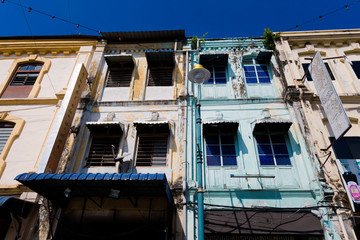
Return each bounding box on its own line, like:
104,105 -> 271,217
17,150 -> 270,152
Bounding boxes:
57,40 -> 187,239
276,29 -> 360,240
186,38 -> 325,240
99,42 -> 184,102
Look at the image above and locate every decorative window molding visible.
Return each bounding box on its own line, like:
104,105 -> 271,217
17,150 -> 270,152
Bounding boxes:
0,55 -> 51,98
0,112 -> 25,175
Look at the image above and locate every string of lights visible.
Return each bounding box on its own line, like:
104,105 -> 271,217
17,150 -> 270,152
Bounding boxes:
1,0 -> 359,35
1,0 -> 101,35
284,0 -> 360,31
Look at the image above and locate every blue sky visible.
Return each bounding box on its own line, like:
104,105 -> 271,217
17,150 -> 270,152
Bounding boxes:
0,0 -> 359,38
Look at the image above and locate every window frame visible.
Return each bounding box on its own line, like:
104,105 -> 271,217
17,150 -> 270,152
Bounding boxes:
254,125 -> 292,167
202,62 -> 228,85
135,125 -> 170,167
86,134 -> 121,167
9,63 -> 43,86
243,58 -> 272,84
301,62 -> 335,81
85,124 -> 123,167
0,55 -> 51,98
204,124 -> 238,167
105,62 -> 134,88
350,61 -> 360,79
147,65 -> 174,86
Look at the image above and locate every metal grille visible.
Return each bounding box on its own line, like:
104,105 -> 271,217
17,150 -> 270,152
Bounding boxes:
136,127 -> 169,166
148,67 -> 173,86
106,67 -> 133,87
86,137 -> 120,166
0,122 -> 14,153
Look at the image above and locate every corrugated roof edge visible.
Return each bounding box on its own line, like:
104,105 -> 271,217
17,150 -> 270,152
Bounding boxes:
101,30 -> 185,43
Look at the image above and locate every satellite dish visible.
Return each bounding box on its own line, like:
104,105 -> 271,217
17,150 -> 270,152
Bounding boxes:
188,64 -> 211,84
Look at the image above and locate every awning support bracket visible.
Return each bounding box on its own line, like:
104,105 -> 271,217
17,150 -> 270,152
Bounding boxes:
87,196 -> 104,208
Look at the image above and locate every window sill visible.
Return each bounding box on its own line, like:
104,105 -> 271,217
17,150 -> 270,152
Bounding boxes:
0,98 -> 59,105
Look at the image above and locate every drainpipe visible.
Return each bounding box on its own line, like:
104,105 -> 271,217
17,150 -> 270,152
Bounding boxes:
183,49 -> 189,240
195,99 -> 204,240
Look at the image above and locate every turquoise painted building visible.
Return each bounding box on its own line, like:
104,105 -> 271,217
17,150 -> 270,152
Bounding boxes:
184,37 -> 336,240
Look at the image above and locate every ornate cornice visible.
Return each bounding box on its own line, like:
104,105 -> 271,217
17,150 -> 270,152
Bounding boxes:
0,39 -> 98,57
281,29 -> 360,49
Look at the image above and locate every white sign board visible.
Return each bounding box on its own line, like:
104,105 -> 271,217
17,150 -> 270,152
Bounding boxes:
309,52 -> 351,139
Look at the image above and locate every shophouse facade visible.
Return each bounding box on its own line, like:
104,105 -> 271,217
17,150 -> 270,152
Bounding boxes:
16,30 -> 188,239
2,29 -> 359,240
276,29 -> 360,239
185,37 -> 335,240
0,35 -> 99,239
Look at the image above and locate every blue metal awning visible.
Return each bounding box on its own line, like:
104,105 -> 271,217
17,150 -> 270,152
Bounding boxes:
0,197 -> 36,217
15,173 -> 173,207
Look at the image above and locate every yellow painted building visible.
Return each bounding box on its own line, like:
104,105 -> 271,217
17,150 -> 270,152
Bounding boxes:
0,35 -> 99,239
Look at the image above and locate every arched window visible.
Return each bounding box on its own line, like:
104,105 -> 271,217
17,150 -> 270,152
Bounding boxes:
0,55 -> 51,99
2,63 -> 43,98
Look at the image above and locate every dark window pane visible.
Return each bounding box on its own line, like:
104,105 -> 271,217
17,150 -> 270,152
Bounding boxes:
221,135 -> 234,144
352,61 -> 360,79
245,71 -> 257,78
206,136 -> 219,144
255,135 -> 270,144
11,74 -> 27,86
215,77 -> 227,84
272,144 -> 289,154
276,155 -> 291,165
302,63 -> 313,81
206,144 -> 220,155
207,156 -> 221,166
19,65 -> 28,70
222,145 -> 236,155
259,155 -> 275,165
331,137 -> 360,159
222,156 -> 237,166
258,77 -> 271,83
246,77 -> 257,83
271,135 -> 286,143
257,144 -> 272,154
25,74 -> 39,85
257,71 -> 270,77
244,66 -> 255,72
256,66 -> 268,72
203,77 -> 214,84
325,63 -> 335,80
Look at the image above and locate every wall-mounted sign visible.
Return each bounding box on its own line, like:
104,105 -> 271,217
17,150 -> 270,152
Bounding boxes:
309,52 -> 351,140
37,63 -> 88,173
336,159 -> 360,212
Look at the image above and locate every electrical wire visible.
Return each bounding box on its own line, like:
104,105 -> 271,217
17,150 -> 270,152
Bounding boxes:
187,201 -> 350,211
1,0 -> 101,34
284,1 -> 360,31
